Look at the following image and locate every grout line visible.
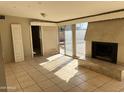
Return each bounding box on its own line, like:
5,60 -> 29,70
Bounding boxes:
20,63 -> 44,91
6,55 -> 124,92
27,59 -> 66,91
7,64 -> 24,92
32,67 -> 64,91
90,77 -> 113,92
14,63 -> 37,90
22,61 -> 49,91
29,57 -> 96,92
75,69 -> 113,92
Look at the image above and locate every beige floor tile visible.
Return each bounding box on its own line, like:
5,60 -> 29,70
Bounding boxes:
6,75 -> 16,82
27,70 -> 42,76
5,73 -> 15,79
19,80 -> 35,89
78,67 -> 90,74
23,67 -> 37,72
23,84 -> 43,92
75,71 -> 83,76
7,79 -> 23,92
37,79 -> 56,90
30,74 -> 48,83
50,77 -> 64,84
26,68 -> 40,74
96,74 -> 112,81
18,76 -> 36,88
5,64 -> 11,68
93,88 -> 105,92
16,74 -> 31,82
119,87 -> 124,92
78,73 -> 96,81
67,86 -> 83,92
12,68 -> 25,73
6,76 -> 19,86
43,85 -> 62,92
86,76 -> 110,87
37,68 -> 50,74
68,76 -> 84,86
14,71 -> 27,78
94,79 -> 124,92
7,86 -> 19,92
5,66 -> 12,71
27,69 -> 47,78
45,73 -> 57,79
57,82 -> 75,91
94,87 -> 115,92
5,70 -> 14,77
78,82 -> 97,92
5,54 -> 124,92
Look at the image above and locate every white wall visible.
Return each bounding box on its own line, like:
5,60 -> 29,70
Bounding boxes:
42,26 -> 59,55
0,15 -> 60,63
0,15 -> 32,63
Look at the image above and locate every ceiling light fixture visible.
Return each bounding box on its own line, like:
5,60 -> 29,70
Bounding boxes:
40,13 -> 46,18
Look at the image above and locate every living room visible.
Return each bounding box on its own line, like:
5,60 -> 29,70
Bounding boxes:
1,1 -> 124,92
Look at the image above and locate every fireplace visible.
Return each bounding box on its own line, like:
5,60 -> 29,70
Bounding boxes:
92,41 -> 118,64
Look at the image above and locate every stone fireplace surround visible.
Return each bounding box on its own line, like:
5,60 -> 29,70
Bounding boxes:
79,18 -> 124,81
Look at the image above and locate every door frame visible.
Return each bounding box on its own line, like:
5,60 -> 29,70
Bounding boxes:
59,25 -> 77,58
30,21 -> 58,57
29,26 -> 34,58
58,26 -> 66,55
30,25 -> 43,58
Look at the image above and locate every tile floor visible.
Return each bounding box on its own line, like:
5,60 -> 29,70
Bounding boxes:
4,54 -> 124,92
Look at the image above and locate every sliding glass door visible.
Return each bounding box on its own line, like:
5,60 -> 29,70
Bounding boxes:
76,22 -> 88,59
59,23 -> 88,58
65,25 -> 73,56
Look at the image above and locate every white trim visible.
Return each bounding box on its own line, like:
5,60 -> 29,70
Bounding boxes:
30,21 -> 57,26
57,11 -> 124,26
41,27 -> 45,56
29,26 -> 34,58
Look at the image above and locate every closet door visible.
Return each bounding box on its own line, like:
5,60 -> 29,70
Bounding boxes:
11,24 -> 24,62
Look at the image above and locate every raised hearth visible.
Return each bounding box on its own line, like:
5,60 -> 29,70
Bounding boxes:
79,58 -> 124,81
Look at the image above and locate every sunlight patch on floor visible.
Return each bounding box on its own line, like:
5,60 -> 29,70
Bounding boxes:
39,55 -> 72,71
46,54 -> 63,61
39,54 -> 78,82
54,59 -> 78,82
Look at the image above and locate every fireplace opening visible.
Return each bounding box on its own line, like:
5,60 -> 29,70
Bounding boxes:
92,41 -> 118,64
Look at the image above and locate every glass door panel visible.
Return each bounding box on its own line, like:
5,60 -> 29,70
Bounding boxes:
76,22 -> 88,59
65,25 -> 73,56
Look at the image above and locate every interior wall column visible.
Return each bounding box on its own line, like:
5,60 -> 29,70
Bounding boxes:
72,24 -> 77,58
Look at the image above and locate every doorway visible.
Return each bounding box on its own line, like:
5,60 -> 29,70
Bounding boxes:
31,26 -> 43,57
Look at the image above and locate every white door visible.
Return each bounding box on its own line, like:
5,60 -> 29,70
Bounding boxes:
11,24 -> 24,62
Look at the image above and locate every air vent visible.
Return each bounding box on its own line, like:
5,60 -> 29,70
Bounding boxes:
0,15 -> 5,20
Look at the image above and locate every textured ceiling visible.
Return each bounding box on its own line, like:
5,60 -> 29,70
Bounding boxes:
0,1 -> 124,22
